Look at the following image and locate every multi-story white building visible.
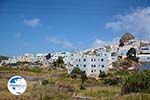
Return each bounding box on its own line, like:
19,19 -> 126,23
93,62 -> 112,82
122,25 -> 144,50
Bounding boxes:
67,50 -> 110,77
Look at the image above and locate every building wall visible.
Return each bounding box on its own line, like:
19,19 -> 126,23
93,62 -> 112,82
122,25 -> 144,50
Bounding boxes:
67,52 -> 110,77
137,54 -> 150,62
140,46 -> 150,54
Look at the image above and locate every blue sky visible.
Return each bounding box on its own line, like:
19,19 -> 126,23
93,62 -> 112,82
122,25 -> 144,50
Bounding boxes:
0,0 -> 150,56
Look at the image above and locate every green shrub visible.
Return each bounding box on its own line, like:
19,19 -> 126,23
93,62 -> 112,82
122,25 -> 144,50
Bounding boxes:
30,67 -> 42,73
80,71 -> 88,89
99,71 -> 107,77
53,56 -> 64,67
70,67 -> 81,75
126,48 -> 139,62
42,79 -> 49,85
121,70 -> 150,95
114,70 -> 128,78
103,77 -> 121,86
70,73 -> 77,79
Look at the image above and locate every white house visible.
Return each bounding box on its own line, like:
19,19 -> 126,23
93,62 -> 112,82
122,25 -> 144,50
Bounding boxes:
137,54 -> 150,62
51,52 -> 71,63
118,45 -> 132,58
36,53 -> 48,62
2,57 -> 17,64
139,46 -> 150,54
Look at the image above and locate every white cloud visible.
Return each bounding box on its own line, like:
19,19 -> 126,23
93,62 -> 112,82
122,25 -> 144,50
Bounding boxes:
23,18 -> 41,27
106,7 -> 150,38
92,37 -> 119,48
111,37 -> 120,44
46,37 -> 73,48
93,39 -> 109,48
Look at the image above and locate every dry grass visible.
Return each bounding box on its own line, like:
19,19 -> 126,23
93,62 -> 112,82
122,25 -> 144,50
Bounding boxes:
77,86 -> 120,99
0,67 -> 150,100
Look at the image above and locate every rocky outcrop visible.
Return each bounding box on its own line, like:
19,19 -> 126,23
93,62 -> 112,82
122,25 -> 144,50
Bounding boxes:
119,32 -> 135,43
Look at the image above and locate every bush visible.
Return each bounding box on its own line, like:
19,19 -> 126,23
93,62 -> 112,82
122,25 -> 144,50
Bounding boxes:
121,70 -> 150,95
126,48 -> 139,62
70,73 -> 77,79
42,79 -> 49,85
53,56 -> 64,67
70,67 -> 81,75
70,67 -> 81,79
30,67 -> 42,73
99,71 -> 107,77
103,77 -> 121,86
114,70 -> 129,78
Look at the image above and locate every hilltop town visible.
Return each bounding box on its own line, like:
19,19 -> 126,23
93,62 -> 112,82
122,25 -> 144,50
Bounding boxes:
1,32 -> 150,77
0,32 -> 150,100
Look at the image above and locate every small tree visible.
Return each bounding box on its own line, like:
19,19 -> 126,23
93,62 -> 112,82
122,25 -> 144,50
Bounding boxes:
127,48 -> 136,58
99,70 -> 106,77
70,67 -> 81,75
45,53 -> 51,59
57,56 -> 64,64
70,67 -> 81,79
119,42 -> 124,47
53,56 -> 64,67
126,48 -> 138,62
80,71 -> 88,89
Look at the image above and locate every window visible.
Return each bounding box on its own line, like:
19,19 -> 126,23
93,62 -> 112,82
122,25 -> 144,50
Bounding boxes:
94,65 -> 96,67
84,65 -> 86,67
94,59 -> 96,61
76,64 -> 79,67
94,69 -> 96,72
101,65 -> 104,68
101,59 -> 104,61
79,59 -> 81,62
91,65 -> 93,67
83,59 -> 86,61
91,70 -> 93,72
91,59 -> 93,61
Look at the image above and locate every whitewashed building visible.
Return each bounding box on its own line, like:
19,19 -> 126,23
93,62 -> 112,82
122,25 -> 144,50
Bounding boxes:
67,50 -> 110,77
2,57 -> 17,64
139,46 -> 150,54
51,52 -> 71,63
118,39 -> 140,58
36,53 -> 48,62
137,54 -> 150,62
